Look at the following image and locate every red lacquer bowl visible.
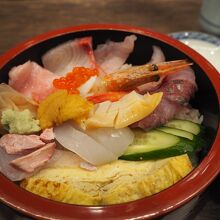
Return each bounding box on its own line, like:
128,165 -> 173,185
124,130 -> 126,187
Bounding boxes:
0,24 -> 219,220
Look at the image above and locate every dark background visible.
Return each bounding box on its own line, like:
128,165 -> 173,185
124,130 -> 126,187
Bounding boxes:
0,0 -> 220,219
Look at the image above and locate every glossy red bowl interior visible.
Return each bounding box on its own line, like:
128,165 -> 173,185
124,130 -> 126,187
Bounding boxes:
0,24 -> 219,220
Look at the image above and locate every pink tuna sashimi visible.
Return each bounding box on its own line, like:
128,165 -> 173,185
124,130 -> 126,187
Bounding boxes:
136,76 -> 166,94
0,133 -> 55,180
0,147 -> 33,181
0,134 -> 45,154
0,143 -> 55,181
132,67 -> 197,130
165,67 -> 197,88
40,128 -> 55,143
155,67 -> 197,104
42,37 -> 98,76
136,48 -> 196,97
94,35 -> 137,73
131,98 -> 182,130
10,142 -> 56,173
9,61 -> 58,102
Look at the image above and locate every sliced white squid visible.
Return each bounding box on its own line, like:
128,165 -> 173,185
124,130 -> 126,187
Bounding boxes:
54,122 -> 117,165
85,127 -> 134,156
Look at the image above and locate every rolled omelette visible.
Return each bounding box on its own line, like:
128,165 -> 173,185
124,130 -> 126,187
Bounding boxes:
21,154 -> 193,205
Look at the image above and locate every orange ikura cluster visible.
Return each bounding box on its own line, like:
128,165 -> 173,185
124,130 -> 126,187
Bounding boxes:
53,67 -> 98,94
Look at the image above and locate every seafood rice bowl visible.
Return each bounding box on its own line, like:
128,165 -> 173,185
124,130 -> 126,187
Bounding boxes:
0,24 -> 219,219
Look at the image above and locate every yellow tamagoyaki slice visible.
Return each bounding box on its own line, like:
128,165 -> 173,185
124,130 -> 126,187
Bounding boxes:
20,154 -> 192,205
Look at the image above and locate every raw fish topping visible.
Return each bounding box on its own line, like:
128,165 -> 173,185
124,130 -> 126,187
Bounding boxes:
9,61 -> 58,102
0,34 -> 204,198
42,37 -> 98,76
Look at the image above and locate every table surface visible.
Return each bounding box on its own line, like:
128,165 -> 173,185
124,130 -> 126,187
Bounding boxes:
0,0 -> 220,219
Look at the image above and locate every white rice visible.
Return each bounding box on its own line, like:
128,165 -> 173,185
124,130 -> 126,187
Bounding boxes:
175,108 -> 203,124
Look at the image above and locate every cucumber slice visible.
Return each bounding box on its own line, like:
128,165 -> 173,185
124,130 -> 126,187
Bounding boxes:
157,126 -> 206,152
120,130 -> 195,161
165,119 -> 202,135
132,129 -> 180,146
157,127 -> 194,140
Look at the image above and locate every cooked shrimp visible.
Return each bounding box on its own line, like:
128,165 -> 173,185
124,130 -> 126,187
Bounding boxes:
94,60 -> 192,92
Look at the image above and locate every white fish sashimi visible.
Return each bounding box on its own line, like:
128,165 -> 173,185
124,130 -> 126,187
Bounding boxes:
54,122 -> 117,165
46,149 -> 97,171
148,45 -> 166,64
45,149 -> 84,168
136,46 -> 166,93
42,35 -> 137,76
85,127 -> 134,156
42,37 -> 97,76
94,35 -> 137,73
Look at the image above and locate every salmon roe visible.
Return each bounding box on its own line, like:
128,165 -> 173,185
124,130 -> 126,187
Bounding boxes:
53,67 -> 98,94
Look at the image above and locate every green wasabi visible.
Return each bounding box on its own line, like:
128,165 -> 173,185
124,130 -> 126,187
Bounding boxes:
1,109 -> 41,134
